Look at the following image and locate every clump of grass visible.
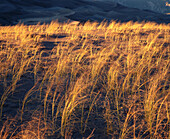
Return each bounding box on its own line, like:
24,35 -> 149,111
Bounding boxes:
0,114 -> 50,139
0,20 -> 169,138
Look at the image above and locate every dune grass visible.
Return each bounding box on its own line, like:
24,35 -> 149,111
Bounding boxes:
0,20 -> 169,138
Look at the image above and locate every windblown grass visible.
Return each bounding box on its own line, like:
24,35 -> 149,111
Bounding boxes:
0,20 -> 169,138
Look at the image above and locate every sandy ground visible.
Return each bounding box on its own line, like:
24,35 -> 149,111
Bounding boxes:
0,0 -> 170,25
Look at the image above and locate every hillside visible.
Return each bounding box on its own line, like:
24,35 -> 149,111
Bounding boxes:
110,0 -> 170,14
1,0 -> 170,25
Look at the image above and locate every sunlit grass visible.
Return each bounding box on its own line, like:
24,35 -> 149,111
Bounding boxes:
0,20 -> 169,138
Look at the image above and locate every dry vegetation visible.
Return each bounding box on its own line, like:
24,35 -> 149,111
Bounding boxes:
0,20 -> 169,139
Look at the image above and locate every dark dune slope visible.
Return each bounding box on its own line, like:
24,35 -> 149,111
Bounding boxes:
0,0 -> 170,25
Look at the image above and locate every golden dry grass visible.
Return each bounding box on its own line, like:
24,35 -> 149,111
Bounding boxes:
0,20 -> 169,138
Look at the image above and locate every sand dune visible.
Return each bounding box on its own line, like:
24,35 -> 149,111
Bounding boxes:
0,0 -> 170,25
